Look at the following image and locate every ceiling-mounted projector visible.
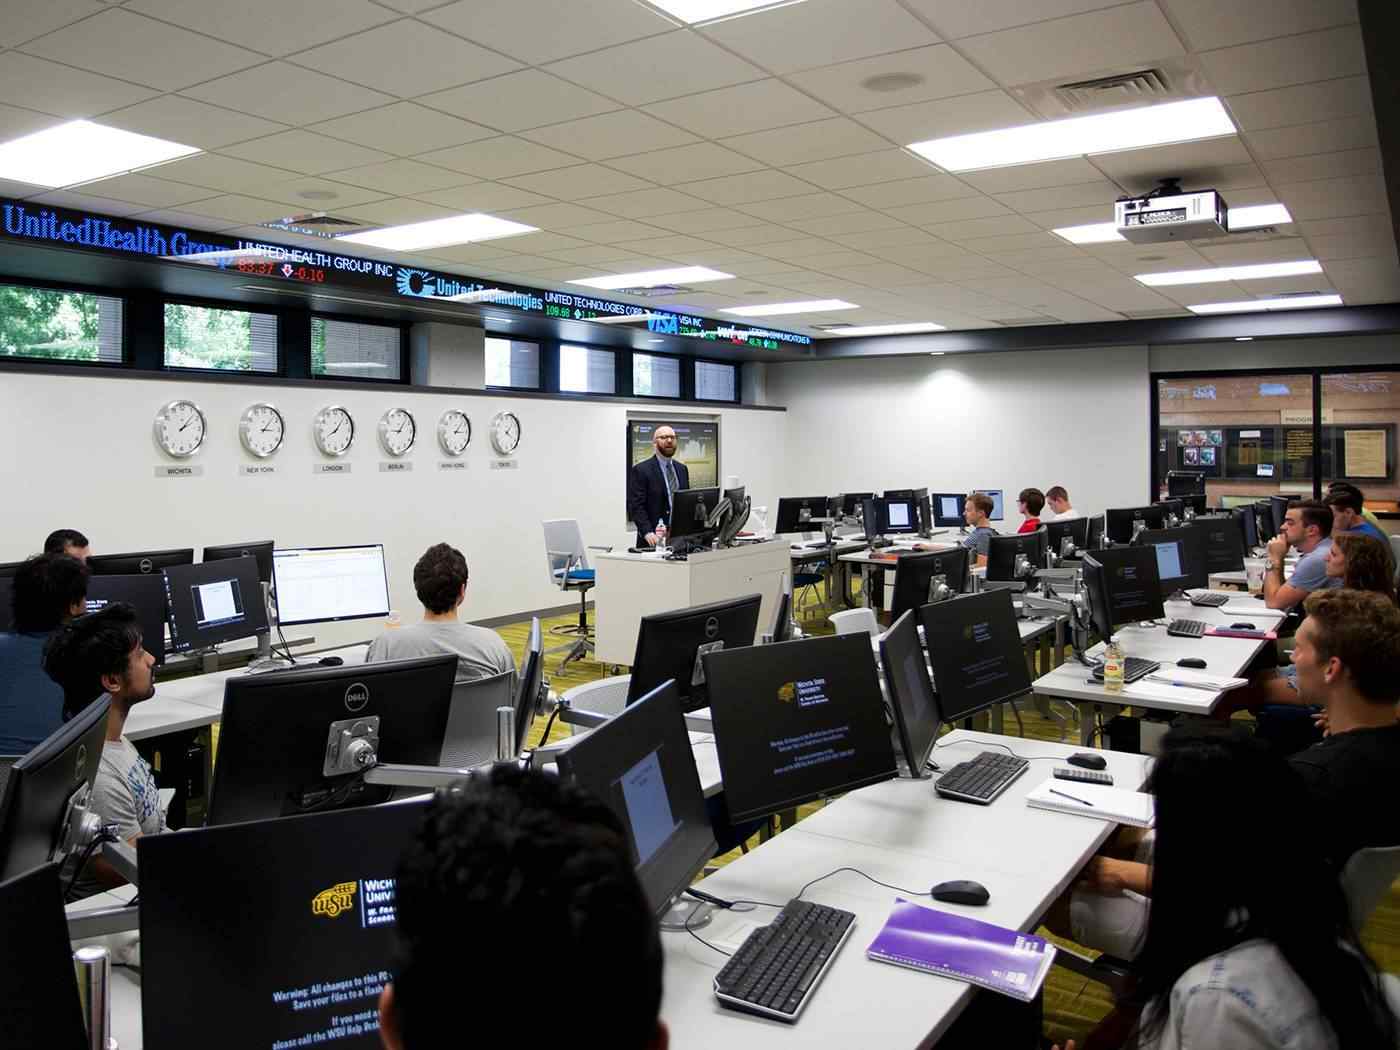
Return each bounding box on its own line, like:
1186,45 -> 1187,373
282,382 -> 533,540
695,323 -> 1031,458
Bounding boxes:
1114,179 -> 1228,243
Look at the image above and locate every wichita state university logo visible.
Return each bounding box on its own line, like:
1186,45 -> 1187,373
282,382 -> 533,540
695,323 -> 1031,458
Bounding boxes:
312,881 -> 357,919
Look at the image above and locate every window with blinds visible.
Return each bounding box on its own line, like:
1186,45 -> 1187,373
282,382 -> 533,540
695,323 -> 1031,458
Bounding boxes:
695,360 -> 738,402
164,303 -> 278,373
633,352 -> 681,398
484,337 -> 541,389
312,317 -> 401,380
560,344 -> 616,394
0,282 -> 122,363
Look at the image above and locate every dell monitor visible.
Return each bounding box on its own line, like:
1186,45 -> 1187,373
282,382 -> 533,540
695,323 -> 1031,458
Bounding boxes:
1105,505 -> 1167,545
0,696 -> 111,883
139,799 -> 428,1050
839,492 -> 873,517
918,590 -> 1031,723
914,489 -> 932,536
0,560 -> 23,576
866,495 -> 918,537
86,548 -> 193,577
889,547 -> 970,622
206,654 -> 456,826
1138,527 -> 1209,597
1156,498 -> 1185,521
86,573 -> 168,666
767,590 -> 792,644
1181,493 -> 1209,516
272,544 -> 391,627
1236,504 -> 1260,551
878,610 -> 941,777
557,679 -> 716,920
1270,495 -> 1293,536
163,556 -> 269,655
512,618 -> 546,757
1166,470 -> 1206,497
1081,547 -> 1165,642
203,540 -> 275,586
702,634 -> 896,824
1088,515 -> 1106,549
1188,517 -> 1246,576
774,496 -> 831,534
985,530 -> 1048,583
1044,516 -> 1090,555
0,863 -> 88,1050
930,492 -> 966,528
975,489 -> 1005,521
668,486 -> 722,547
625,594 -> 763,712
1254,499 -> 1277,539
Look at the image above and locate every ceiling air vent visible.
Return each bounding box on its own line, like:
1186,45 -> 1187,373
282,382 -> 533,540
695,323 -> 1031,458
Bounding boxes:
995,315 -> 1059,327
1054,69 -> 1173,112
616,284 -> 690,298
1012,59 -> 1207,119
1123,308 -> 1186,319
810,322 -> 855,331
258,213 -> 369,240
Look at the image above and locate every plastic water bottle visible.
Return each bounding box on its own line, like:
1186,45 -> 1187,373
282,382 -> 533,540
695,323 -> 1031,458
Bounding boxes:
1102,638 -> 1125,694
655,520 -> 668,551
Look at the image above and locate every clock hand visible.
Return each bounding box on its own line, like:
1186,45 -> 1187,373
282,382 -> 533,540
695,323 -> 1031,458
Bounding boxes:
329,420 -> 343,438
179,416 -> 194,432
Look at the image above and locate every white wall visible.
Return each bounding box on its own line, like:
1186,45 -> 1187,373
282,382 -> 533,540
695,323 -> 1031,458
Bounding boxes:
0,370 -> 785,647
766,346 -> 1152,526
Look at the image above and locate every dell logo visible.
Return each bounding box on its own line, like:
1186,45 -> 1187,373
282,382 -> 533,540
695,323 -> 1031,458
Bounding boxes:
344,683 -> 370,713
705,616 -> 719,640
75,744 -> 87,782
139,558 -> 154,574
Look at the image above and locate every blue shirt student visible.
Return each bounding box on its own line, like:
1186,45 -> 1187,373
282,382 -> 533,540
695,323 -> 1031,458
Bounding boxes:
961,526 -> 996,558
0,631 -> 66,754
1287,537 -> 1341,595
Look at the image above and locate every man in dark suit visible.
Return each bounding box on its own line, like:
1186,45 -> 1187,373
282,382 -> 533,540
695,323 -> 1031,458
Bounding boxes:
627,425 -> 690,547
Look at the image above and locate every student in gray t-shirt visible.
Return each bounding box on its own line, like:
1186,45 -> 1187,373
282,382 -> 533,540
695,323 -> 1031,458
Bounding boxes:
958,492 -> 998,565
365,543 -> 515,688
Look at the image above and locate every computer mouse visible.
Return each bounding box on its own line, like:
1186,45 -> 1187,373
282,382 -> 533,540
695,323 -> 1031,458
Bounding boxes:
1177,657 -> 1207,669
318,656 -> 344,667
1230,622 -> 1256,630
1067,752 -> 1107,770
931,880 -> 990,906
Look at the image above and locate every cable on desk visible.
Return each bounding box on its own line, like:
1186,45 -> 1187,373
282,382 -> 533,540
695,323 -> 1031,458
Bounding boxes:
1009,698 -> 1025,737
62,828 -> 117,902
794,866 -> 927,903
523,706 -> 563,770
684,898 -> 734,958
933,735 -> 1063,765
275,621 -> 298,664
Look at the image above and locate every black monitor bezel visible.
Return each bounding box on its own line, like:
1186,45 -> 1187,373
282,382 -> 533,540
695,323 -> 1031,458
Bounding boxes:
85,548 -> 194,577
669,486 -> 722,542
1137,526 -> 1209,596
625,594 -> 763,712
774,496 -> 832,534
85,573 -> 169,666
1043,516 -> 1090,552
0,862 -> 89,1049
163,556 -> 269,654
202,541 -> 275,586
271,544 -> 392,628
929,492 -> 966,528
878,610 -> 941,775
512,618 -> 544,756
917,589 -> 1032,722
1104,505 -> 1167,545
889,548 -> 970,623
985,530 -> 1048,582
1081,545 -> 1165,636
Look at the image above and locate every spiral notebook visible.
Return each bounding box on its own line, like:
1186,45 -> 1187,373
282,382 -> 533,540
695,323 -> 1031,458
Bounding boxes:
1025,778 -> 1155,827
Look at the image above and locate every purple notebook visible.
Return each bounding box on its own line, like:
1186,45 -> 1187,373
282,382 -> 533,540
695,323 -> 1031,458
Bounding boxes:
865,899 -> 1057,1002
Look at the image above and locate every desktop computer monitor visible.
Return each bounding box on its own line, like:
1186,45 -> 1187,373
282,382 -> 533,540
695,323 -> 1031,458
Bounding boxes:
1088,515 -> 1105,549
163,556 -> 269,655
86,574 -> 168,666
139,798 -> 428,1050
774,496 -> 831,534
1166,470 -> 1206,496
975,489 -> 1004,521
878,610 -> 940,776
1253,499 -> 1277,539
701,634 -> 896,824
0,560 -> 23,576
0,863 -> 88,1050
557,679 -> 716,920
272,545 -> 391,627
625,594 -> 762,712
889,548 -> 969,622
1081,547 -> 1165,641
86,548 -> 193,577
1181,493 -> 1209,516
985,530 -> 1048,583
202,540 -> 275,585
0,576 -> 12,633
670,486 -> 722,547
0,696 -> 111,882
1236,505 -> 1260,551
918,590 -> 1031,723
914,489 -> 932,535
512,618 -> 546,756
1104,505 -> 1167,545
206,654 -> 456,826
840,492 -> 873,517
1137,527 -> 1209,597
869,495 -> 918,536
1270,495 -> 1293,535
1155,498 -> 1185,520
1044,517 -> 1090,554
1187,517 -> 1245,576
767,590 -> 792,643
930,493 -> 966,528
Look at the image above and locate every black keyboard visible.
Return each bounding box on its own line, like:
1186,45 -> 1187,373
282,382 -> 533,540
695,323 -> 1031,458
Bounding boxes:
934,750 -> 1029,805
1168,618 -> 1208,638
1188,592 -> 1230,607
713,899 -> 855,1022
1091,657 -> 1160,684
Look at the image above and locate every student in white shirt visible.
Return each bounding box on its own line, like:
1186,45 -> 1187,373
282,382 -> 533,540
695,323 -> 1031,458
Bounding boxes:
1044,485 -> 1075,521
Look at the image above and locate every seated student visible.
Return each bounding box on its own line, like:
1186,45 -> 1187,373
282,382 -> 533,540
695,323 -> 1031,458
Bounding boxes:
957,492 -> 997,567
1015,488 -> 1045,533
378,765 -> 667,1050
1044,485 -> 1075,521
365,542 -> 515,687
1325,485 -> 1391,549
43,528 -> 91,562
1263,498 -> 1339,612
1328,480 -> 1387,535
42,603 -> 164,898
0,553 -> 89,755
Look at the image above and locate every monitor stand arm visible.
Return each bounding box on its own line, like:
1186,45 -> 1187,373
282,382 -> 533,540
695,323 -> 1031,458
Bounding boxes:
248,582 -> 291,674
362,762 -> 487,790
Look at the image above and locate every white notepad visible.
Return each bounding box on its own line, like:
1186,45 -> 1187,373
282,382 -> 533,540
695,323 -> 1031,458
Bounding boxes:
1025,778 -> 1155,827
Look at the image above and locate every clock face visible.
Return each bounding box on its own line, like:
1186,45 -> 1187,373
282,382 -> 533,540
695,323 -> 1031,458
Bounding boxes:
438,410 -> 471,456
239,403 -> 285,458
378,407 -> 417,457
314,405 -> 355,457
154,400 -> 206,458
490,411 -> 521,456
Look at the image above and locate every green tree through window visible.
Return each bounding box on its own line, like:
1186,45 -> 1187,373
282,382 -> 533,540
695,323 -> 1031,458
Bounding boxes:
164,303 -> 277,372
0,283 -> 119,361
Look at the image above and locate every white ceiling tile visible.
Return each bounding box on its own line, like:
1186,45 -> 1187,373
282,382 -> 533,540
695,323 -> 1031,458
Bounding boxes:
343,198 -> 459,226
221,131 -> 392,176
675,170 -> 814,205
484,231 -> 589,254
611,233 -> 726,256
1275,175 -> 1389,221
483,254 -> 577,273
1296,214 -> 1388,239
841,173 -> 976,208
414,181 -> 554,211
738,193 -> 869,222
1246,117 -> 1376,161
856,90 -> 1031,144
1089,135 -> 1254,192
521,110 -> 698,161
545,31 -> 762,106
757,237 -> 849,261
960,230 -> 1068,253
885,196 -> 1010,224
1224,76 -> 1373,132
23,187 -> 149,216
0,104 -> 61,142
146,153 -> 299,193
292,21 -> 521,98
642,79 -> 834,139
701,0 -> 939,74
904,0 -> 1127,39
723,118 -> 889,166
559,219 -> 670,245
311,103 -> 494,156
608,142 -> 766,185
21,10 -> 261,92
99,96 -> 289,152
1161,0 -> 1357,51
681,254 -> 796,276
827,262 -> 931,285
0,52 -> 157,117
67,172 -> 216,209
500,202 -> 620,229
784,210 -> 908,236
417,136 -> 579,178
784,150 -> 936,190
578,188 -> 710,219
544,244 -> 650,266
956,2 -> 1185,87
1198,26 -> 1366,96
992,179 -> 1118,213
424,243 -> 530,265
1190,162 -> 1270,193
926,214 -> 1041,240
418,70 -> 619,134
1191,236 -> 1312,265
183,63 -> 394,125
323,158 -> 473,194
503,163 -> 652,198
126,0 -> 396,55
1323,260 -> 1400,300
2,1 -> 110,49
1019,203 -> 1115,229
717,221 -> 807,246
177,194 -> 292,225
420,0 -> 673,66
1261,148 -> 1381,185
955,158 -> 1105,194
782,249 -> 878,271
787,45 -> 995,114
837,227 -> 950,251
240,175 -> 390,210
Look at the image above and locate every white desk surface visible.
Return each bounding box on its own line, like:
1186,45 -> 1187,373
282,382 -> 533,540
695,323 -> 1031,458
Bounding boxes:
153,642 -> 372,713
837,541 -> 958,567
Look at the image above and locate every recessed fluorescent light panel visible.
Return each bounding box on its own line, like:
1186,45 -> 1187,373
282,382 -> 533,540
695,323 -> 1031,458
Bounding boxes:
337,214 -> 537,251
908,97 -> 1235,172
569,266 -> 733,290
1137,260 -> 1322,287
836,322 -> 947,336
721,299 -> 858,317
643,0 -> 806,25
1053,203 -> 1294,246
1189,294 -> 1342,315
0,120 -> 200,188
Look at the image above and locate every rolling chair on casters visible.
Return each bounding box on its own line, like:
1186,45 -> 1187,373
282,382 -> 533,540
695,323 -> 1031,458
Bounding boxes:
542,519 -> 606,671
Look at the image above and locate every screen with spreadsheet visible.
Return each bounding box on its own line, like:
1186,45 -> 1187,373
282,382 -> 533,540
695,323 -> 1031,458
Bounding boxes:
272,545 -> 390,627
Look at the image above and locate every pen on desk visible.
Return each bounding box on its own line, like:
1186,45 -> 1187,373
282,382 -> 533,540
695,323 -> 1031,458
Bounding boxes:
1145,675 -> 1219,692
1049,788 -> 1095,807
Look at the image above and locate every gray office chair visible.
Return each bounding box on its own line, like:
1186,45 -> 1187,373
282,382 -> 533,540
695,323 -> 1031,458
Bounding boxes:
0,755 -> 17,803
542,518 -> 606,671
561,675 -> 632,736
1343,844 -> 1400,931
439,669 -> 516,769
